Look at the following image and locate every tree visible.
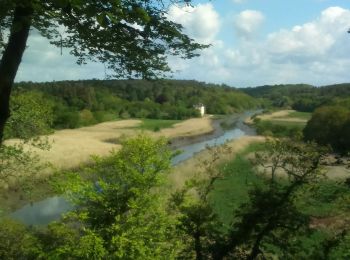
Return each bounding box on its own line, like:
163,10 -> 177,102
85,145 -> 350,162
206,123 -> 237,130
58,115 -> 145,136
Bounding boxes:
58,134 -> 183,258
215,139 -> 328,259
171,144 -> 233,260
0,219 -> 42,259
0,90 -> 51,190
304,106 -> 350,154
0,0 -> 206,144
4,91 -> 53,139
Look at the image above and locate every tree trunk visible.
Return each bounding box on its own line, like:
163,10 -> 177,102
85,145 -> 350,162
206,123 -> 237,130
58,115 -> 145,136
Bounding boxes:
0,4 -> 33,144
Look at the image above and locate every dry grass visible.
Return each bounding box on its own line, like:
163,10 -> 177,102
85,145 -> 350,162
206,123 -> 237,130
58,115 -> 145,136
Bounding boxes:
255,157 -> 350,180
324,166 -> 350,179
245,110 -> 308,124
5,117 -> 214,170
152,115 -> 214,139
167,136 -> 265,191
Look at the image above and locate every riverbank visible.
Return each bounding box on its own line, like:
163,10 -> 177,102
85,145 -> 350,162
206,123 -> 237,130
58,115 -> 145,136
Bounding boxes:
1,115 -> 219,212
5,116 -> 215,170
168,136 -> 265,191
3,112 -> 257,216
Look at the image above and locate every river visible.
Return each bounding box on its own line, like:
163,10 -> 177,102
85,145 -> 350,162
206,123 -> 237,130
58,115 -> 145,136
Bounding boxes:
10,111 -> 257,226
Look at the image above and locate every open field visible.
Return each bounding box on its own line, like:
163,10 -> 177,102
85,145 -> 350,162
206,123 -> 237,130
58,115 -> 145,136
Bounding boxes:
5,116 -> 214,170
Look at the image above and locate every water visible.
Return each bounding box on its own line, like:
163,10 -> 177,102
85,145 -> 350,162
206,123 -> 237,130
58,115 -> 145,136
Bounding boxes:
10,112 -> 256,226
172,128 -> 245,165
10,196 -> 73,226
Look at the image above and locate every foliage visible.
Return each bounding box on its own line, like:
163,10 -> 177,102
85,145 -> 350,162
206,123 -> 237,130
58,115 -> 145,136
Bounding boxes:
0,136 -> 349,258
241,83 -> 350,112
4,91 -> 53,139
253,118 -> 304,138
304,106 -> 350,154
0,1 -> 205,79
56,134 -> 183,259
12,79 -> 260,129
215,139 -> 329,259
0,91 -> 51,193
170,144 -> 233,259
0,219 -> 42,259
0,142 -> 42,187
36,222 -> 107,259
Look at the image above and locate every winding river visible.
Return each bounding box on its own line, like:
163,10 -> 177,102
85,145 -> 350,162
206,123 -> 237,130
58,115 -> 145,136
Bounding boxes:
10,111 -> 257,226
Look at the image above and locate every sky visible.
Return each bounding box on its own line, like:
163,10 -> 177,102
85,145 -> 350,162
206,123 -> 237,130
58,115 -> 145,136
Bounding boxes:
16,0 -> 350,87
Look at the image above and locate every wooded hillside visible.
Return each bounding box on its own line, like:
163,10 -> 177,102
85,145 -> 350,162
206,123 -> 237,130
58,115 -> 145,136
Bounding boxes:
11,79 -> 259,130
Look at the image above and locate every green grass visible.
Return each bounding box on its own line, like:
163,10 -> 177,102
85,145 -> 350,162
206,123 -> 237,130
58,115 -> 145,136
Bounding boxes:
268,119 -> 307,127
254,119 -> 305,138
209,140 -> 350,229
287,111 -> 312,120
296,180 -> 350,217
138,119 -> 181,132
209,143 -> 265,229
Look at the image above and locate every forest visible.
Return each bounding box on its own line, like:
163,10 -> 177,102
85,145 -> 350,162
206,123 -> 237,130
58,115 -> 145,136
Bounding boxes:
11,79 -> 259,131
241,83 -> 350,112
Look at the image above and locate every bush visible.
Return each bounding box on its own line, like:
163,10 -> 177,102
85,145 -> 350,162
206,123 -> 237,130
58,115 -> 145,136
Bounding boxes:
79,109 -> 97,126
304,106 -> 350,154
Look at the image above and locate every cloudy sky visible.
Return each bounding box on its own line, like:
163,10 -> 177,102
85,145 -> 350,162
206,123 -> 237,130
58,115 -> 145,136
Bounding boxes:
16,0 -> 350,87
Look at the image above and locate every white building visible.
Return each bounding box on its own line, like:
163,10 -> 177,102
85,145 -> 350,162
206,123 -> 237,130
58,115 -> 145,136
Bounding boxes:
194,103 -> 205,117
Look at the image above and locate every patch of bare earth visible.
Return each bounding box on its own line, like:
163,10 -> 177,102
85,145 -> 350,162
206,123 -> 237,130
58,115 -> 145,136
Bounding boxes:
310,215 -> 350,231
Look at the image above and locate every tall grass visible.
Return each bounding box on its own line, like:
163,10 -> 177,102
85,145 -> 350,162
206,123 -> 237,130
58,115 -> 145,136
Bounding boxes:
137,119 -> 181,132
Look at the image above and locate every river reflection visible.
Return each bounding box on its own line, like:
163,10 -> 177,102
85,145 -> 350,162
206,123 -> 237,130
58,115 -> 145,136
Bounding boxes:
10,196 -> 73,226
172,128 -> 245,165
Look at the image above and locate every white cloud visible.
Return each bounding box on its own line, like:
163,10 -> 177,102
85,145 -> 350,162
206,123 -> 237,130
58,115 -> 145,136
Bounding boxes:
171,6 -> 350,87
266,6 -> 350,59
15,5 -> 350,87
234,10 -> 265,39
167,3 -> 221,44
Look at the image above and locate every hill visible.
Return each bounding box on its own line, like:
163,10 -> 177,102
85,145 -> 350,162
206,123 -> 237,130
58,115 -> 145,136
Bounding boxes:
240,83 -> 350,111
12,79 -> 259,130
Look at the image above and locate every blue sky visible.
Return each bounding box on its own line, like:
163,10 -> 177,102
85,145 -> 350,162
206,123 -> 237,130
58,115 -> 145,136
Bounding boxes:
16,0 -> 350,87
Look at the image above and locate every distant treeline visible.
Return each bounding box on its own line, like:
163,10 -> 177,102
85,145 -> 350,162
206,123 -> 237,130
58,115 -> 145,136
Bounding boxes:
241,83 -> 350,112
242,83 -> 350,153
13,79 -> 259,129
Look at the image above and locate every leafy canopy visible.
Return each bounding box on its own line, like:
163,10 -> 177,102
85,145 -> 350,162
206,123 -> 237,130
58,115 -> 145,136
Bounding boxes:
0,0 -> 205,78
56,134 -> 182,259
